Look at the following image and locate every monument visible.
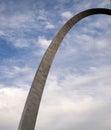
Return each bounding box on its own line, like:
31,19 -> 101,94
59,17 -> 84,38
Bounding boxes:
18,8 -> 111,130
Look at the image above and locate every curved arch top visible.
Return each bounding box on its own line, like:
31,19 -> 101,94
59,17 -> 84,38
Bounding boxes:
18,8 -> 111,130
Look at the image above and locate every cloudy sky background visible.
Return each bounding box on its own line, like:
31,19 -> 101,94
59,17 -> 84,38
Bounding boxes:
0,0 -> 111,130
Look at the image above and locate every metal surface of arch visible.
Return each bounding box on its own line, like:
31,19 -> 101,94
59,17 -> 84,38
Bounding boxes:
18,8 -> 111,130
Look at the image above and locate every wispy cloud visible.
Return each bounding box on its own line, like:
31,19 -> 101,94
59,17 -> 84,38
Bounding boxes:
38,36 -> 51,48
13,39 -> 32,48
0,31 -> 5,36
45,22 -> 55,29
61,11 -> 73,19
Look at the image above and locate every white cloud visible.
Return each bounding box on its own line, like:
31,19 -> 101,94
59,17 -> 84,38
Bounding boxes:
1,59 -> 109,128
96,39 -> 108,49
0,65 -> 33,78
97,0 -> 109,7
0,65 -> 34,90
0,30 -> 5,36
61,11 -> 73,19
0,12 -> 35,29
0,61 -> 111,130
7,37 -> 37,48
9,14 -> 34,27
0,87 -> 28,130
14,39 -> 30,48
35,65 -> 111,130
81,36 -> 109,51
37,9 -> 47,21
45,23 -> 55,29
38,36 -> 51,48
0,84 -> 6,89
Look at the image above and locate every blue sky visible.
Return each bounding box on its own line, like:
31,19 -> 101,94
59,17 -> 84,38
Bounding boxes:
0,0 -> 111,130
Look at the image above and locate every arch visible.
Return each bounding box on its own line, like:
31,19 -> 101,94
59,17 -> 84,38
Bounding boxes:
18,8 -> 111,130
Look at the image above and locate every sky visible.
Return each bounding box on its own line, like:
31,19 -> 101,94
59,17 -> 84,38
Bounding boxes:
0,0 -> 111,130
